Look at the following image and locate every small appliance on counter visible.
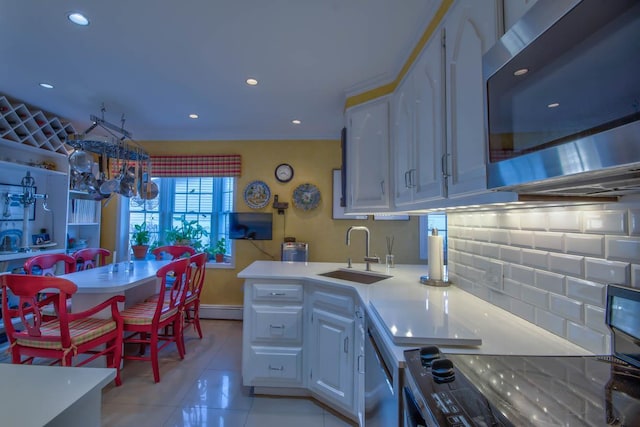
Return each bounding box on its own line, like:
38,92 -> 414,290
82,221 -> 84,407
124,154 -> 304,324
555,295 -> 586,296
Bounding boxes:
281,242 -> 308,262
403,284 -> 640,426
420,228 -> 449,287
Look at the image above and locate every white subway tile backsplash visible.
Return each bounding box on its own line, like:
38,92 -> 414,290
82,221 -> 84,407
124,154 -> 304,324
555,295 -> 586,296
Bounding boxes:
566,322 -> 607,354
565,234 -> 604,257
448,226 -> 462,238
583,210 -> 627,235
549,294 -> 583,322
520,211 -> 548,230
478,213 -> 499,228
468,240 -> 483,254
503,278 -> 522,298
472,228 -> 490,242
510,264 -> 535,285
566,278 -> 605,307
536,309 -> 566,336
499,212 -> 520,229
500,245 -> 521,263
533,232 -> 565,252
481,243 -> 500,259
632,264 -> 640,288
606,236 -> 640,262
535,270 -> 565,294
549,253 -> 584,277
549,211 -> 582,232
510,230 -> 534,247
490,229 -> 510,244
522,249 -> 548,269
521,284 -> 549,309
511,299 -> 535,323
584,305 -> 608,335
631,209 -> 640,236
489,288 -> 512,311
458,251 -> 474,266
585,258 -> 629,284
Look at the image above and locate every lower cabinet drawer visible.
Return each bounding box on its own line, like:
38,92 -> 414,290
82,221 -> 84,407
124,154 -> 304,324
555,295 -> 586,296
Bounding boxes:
246,346 -> 303,384
251,306 -> 303,343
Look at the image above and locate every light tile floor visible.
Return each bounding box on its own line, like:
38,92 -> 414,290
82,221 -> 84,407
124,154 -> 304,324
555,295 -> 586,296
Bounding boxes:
100,319 -> 357,427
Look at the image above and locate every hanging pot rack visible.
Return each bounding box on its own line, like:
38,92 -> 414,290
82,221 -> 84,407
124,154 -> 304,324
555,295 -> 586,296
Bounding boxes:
66,111 -> 149,161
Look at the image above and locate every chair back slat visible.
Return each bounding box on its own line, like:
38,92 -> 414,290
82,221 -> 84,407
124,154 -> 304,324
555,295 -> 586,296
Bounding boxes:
188,253 -> 207,299
73,248 -> 111,271
154,257 -> 191,319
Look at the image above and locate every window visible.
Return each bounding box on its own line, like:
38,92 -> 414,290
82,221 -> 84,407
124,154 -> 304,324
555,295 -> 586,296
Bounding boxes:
129,177 -> 234,257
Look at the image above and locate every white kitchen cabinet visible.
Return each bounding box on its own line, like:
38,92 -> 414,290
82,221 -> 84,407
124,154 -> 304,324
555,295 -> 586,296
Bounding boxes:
444,0 -> 499,198
345,97 -> 390,212
308,287 -> 357,416
0,138 -> 69,272
392,32 -> 446,208
242,280 -> 305,388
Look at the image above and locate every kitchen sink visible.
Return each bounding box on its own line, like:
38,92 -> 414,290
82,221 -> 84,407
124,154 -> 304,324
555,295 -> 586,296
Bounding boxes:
318,269 -> 391,284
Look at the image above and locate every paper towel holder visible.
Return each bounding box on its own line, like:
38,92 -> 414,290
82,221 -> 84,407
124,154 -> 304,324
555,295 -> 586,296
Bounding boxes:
420,228 -> 450,287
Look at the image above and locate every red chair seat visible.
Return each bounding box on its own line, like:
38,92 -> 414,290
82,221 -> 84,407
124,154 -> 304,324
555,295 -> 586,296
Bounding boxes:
122,302 -> 179,325
16,318 -> 117,349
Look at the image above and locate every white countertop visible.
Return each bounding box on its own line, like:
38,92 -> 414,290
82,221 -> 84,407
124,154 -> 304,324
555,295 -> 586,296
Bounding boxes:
0,364 -> 115,426
59,260 -> 168,293
239,261 -> 593,365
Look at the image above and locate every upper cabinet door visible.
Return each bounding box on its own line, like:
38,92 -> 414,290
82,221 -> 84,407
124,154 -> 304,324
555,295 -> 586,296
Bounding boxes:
346,98 -> 390,212
444,0 -> 499,198
391,75 -> 414,206
412,31 -> 447,205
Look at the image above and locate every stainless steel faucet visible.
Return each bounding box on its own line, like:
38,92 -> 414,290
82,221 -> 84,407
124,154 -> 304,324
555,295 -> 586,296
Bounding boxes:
346,226 -> 379,271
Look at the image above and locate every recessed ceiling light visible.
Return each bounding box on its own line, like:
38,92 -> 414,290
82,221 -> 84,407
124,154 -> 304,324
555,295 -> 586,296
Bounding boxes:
513,68 -> 529,76
189,113 -> 199,119
39,83 -> 54,89
246,78 -> 258,86
68,12 -> 89,26
547,102 -> 560,108
291,119 -> 301,125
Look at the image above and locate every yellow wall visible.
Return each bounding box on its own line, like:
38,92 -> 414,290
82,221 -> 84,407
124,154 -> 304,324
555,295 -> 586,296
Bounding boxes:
101,139 -> 422,306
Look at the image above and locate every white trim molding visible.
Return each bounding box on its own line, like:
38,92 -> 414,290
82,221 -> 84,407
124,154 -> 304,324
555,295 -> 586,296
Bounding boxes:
200,304 -> 243,320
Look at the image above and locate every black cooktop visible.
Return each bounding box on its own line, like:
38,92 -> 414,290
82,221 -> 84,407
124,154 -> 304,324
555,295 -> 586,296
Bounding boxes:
404,349 -> 640,426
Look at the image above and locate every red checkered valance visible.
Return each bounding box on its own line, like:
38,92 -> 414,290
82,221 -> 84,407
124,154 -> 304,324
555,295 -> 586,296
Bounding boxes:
150,155 -> 242,177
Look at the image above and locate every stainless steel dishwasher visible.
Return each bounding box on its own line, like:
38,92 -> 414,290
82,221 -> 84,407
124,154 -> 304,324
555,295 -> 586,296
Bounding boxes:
364,316 -> 398,426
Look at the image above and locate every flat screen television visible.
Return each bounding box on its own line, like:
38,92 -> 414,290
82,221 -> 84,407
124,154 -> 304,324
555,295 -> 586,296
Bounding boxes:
229,212 -> 273,240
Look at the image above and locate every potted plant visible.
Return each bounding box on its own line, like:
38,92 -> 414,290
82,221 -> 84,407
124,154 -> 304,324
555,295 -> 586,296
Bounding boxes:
166,215 -> 208,252
212,237 -> 226,263
131,222 -> 151,259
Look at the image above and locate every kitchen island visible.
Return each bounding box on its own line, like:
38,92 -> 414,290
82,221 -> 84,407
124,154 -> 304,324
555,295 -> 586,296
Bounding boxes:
239,261 -> 591,425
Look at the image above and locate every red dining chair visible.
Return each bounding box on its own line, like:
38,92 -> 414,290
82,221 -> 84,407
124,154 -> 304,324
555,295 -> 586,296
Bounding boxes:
72,248 -> 111,271
0,274 -> 125,386
152,245 -> 196,260
183,252 -> 207,340
24,253 -> 76,276
120,257 -> 190,383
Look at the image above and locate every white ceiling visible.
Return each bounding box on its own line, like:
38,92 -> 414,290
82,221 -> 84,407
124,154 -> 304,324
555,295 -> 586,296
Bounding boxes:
0,0 -> 438,141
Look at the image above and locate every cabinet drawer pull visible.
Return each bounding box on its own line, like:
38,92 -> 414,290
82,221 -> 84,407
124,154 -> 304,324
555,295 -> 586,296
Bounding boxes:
269,324 -> 285,330
268,364 -> 284,371
269,292 -> 286,296
344,336 -> 349,353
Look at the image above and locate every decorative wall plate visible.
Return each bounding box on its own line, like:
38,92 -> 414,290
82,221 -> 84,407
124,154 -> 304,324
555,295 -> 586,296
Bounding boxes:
243,180 -> 271,209
292,183 -> 321,211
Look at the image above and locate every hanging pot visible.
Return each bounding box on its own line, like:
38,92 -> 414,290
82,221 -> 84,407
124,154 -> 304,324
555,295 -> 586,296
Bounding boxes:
69,147 -> 94,173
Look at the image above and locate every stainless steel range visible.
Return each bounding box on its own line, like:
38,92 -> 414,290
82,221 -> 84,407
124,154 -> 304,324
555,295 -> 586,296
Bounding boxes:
403,284 -> 640,426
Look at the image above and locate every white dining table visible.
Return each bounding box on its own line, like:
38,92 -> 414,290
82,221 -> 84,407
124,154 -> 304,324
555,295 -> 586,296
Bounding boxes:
59,259 -> 170,316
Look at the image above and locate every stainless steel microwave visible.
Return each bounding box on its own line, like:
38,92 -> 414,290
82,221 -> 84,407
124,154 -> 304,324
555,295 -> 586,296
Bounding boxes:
483,0 -> 640,196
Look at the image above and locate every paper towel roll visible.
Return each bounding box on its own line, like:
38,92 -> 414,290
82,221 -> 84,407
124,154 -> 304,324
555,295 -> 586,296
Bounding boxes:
428,235 -> 443,281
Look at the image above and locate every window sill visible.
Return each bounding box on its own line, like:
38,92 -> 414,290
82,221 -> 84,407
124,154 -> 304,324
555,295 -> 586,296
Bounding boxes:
205,261 -> 235,270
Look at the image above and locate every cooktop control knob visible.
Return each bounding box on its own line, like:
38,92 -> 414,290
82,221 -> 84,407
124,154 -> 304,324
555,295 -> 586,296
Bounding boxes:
420,346 -> 441,367
431,358 -> 455,383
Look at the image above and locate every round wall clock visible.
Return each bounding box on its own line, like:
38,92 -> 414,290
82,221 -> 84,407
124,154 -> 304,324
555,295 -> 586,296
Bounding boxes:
275,163 -> 294,183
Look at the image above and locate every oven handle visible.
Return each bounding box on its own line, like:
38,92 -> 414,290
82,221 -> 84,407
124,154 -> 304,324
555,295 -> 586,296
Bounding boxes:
367,327 -> 393,386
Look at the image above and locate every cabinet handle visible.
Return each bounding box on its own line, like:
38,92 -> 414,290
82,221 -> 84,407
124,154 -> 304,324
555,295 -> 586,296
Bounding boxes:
404,170 -> 410,188
409,168 -> 416,188
441,154 -> 449,179
269,292 -> 286,296
269,324 -> 285,330
380,180 -> 385,196
344,336 -> 349,353
268,365 -> 284,371
358,355 -> 365,374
